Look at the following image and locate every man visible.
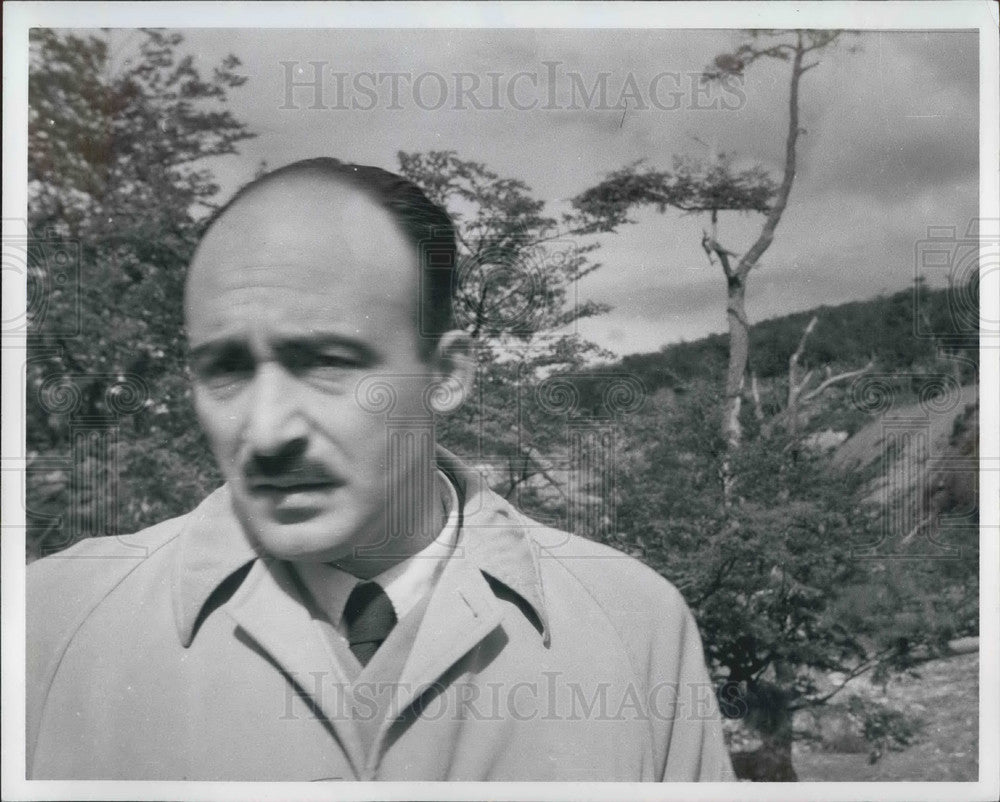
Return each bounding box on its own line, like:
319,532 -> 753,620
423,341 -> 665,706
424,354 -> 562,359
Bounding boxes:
27,159 -> 734,781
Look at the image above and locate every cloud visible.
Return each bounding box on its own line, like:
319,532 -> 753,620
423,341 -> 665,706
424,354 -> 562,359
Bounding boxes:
888,30 -> 978,97
800,32 -> 977,199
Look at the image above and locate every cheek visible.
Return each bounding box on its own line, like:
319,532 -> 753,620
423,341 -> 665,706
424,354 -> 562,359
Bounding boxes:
193,390 -> 242,455
312,404 -> 387,458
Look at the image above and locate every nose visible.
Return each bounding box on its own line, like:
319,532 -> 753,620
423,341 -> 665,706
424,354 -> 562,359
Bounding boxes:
244,362 -> 308,469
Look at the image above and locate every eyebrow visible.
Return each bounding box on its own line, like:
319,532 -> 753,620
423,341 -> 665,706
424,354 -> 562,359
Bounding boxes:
275,336 -> 381,365
188,334 -> 381,365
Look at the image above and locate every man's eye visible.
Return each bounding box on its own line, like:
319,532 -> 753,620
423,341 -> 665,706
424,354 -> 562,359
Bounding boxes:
285,352 -> 363,388
195,353 -> 255,391
286,352 -> 360,373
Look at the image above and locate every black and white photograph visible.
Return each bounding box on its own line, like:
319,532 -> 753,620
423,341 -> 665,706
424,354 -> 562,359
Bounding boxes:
2,2 -> 998,799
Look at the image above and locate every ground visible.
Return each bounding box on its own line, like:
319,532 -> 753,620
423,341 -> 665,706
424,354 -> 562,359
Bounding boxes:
792,651 -> 979,781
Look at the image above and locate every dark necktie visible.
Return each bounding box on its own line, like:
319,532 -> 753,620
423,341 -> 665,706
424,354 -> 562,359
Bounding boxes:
343,581 -> 397,667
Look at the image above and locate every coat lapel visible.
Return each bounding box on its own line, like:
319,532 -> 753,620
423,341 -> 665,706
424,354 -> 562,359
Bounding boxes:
362,450 -> 554,772
439,448 -> 551,643
365,551 -> 504,775
390,551 -> 503,713
222,558 -> 366,777
171,485 -> 261,647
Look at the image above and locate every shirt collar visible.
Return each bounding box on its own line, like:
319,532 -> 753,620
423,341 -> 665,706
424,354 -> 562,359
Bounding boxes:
374,468 -> 461,621
172,447 -> 549,646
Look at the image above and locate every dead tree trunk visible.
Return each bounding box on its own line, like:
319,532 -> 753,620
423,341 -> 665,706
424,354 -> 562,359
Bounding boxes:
785,315 -> 818,441
762,314 -> 875,440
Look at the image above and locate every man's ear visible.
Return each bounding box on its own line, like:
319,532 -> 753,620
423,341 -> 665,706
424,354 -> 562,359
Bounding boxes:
427,330 -> 474,414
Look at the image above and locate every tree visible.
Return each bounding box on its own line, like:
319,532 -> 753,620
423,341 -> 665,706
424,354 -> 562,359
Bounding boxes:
398,151 -> 617,511
26,29 -> 255,559
762,315 -> 875,441
572,30 -> 851,501
611,377 -> 932,781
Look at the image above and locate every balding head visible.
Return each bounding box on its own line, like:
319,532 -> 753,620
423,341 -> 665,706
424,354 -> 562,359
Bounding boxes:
187,158 -> 458,359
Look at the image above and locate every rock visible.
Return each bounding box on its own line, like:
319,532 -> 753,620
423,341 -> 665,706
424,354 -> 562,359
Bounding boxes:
946,636 -> 978,655
803,429 -> 849,451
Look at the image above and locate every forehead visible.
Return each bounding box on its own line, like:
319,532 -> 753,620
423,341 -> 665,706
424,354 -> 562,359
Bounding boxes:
185,174 -> 420,344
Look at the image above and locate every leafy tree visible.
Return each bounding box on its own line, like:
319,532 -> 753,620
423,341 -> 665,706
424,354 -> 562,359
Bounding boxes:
603,271 -> 978,780
610,378 -> 936,780
26,28 -> 254,559
398,151 -> 616,510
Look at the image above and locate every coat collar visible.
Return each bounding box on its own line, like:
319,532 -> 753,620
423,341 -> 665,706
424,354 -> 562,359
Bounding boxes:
437,448 -> 550,644
171,484 -> 263,647
172,448 -> 550,647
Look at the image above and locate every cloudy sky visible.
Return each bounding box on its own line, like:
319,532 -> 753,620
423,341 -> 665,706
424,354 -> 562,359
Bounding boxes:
110,25 -> 979,355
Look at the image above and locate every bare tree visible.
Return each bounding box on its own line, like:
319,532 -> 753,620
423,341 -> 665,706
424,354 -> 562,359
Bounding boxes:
573,30 -> 852,502
766,315 -> 875,441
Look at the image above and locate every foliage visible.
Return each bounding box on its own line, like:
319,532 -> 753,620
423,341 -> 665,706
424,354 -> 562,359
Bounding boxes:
398,151 -> 615,502
398,150 -> 610,344
845,696 -> 924,765
29,29 -> 253,231
572,154 -> 775,230
26,29 -> 254,559
702,30 -> 850,79
605,364 -> 973,778
610,382 -> 887,695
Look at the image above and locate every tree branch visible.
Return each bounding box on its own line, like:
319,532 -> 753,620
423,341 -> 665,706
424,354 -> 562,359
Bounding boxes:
763,315 -> 875,439
734,33 -> 807,282
800,358 -> 875,403
701,208 -> 741,278
690,555 -> 740,608
787,315 -> 818,407
797,646 -> 897,709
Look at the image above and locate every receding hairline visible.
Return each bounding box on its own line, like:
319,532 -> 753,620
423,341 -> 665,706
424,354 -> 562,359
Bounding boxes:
188,168 -> 423,288
205,166 -> 406,233
187,158 -> 458,357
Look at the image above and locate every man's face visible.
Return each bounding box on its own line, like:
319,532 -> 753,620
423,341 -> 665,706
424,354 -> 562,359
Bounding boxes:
186,175 -> 446,565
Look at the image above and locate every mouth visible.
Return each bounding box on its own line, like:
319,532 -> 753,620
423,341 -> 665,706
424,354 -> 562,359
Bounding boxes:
248,479 -> 341,494
244,474 -> 345,507
243,477 -> 345,525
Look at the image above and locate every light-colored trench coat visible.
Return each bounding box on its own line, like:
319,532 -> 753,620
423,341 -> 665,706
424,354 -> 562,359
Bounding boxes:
27,451 -> 734,781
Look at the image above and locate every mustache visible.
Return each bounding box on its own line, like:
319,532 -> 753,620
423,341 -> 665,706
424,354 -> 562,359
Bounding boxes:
243,458 -> 344,490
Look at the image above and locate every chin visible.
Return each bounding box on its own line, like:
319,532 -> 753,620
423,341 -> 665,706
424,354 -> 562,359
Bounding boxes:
249,520 -> 360,564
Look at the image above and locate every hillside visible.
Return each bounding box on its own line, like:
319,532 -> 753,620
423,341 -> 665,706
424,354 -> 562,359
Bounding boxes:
606,283 -> 977,396
834,383 -> 978,521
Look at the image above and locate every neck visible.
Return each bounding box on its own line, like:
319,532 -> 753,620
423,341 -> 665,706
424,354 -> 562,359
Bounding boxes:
334,469 -> 448,579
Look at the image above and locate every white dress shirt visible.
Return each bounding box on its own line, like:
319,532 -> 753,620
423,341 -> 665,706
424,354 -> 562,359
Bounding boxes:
295,470 -> 461,631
